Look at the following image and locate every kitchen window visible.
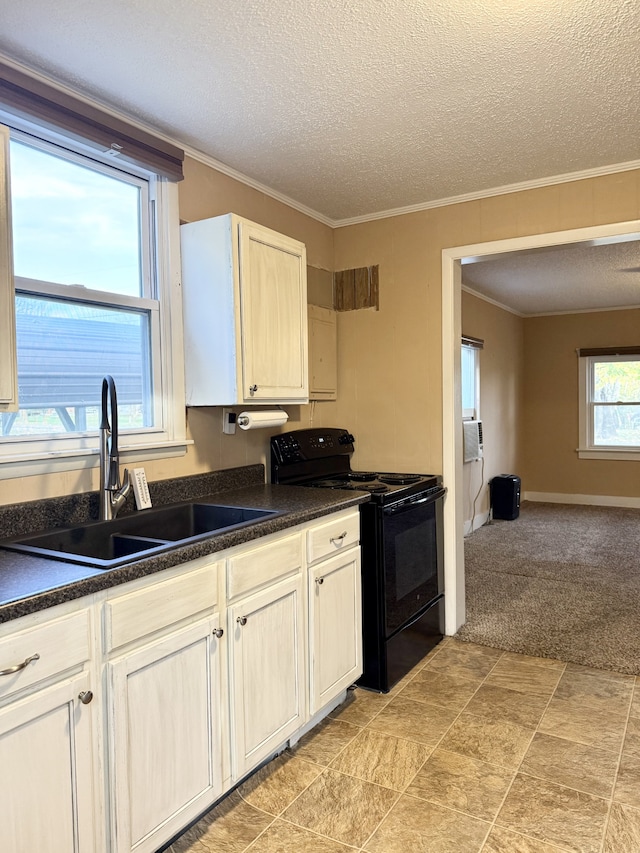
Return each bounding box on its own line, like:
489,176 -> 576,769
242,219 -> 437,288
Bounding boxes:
578,349 -> 640,460
0,71 -> 186,478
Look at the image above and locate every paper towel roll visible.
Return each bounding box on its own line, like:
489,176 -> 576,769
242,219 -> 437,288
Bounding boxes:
237,410 -> 289,430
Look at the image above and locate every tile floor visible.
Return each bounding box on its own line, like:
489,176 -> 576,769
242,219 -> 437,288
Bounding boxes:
165,638 -> 640,853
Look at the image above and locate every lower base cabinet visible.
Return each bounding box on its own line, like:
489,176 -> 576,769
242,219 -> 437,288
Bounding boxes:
107,617 -> 224,853
0,672 -> 97,853
228,574 -> 304,780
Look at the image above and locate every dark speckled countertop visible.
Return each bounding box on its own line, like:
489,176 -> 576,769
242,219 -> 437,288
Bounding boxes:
0,465 -> 369,625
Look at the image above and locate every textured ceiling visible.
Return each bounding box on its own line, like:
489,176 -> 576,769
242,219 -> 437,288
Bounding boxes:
462,238 -> 640,315
1,0 -> 639,222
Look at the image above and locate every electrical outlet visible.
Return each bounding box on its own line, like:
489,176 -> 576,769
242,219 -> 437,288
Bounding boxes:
222,409 -> 237,434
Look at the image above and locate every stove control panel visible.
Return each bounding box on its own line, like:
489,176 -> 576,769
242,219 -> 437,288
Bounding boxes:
271,428 -> 355,466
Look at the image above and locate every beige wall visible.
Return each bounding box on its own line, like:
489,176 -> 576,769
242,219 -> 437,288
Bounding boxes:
522,307 -> 640,498
461,292 -> 524,525
2,155 -> 640,508
325,170 -> 640,477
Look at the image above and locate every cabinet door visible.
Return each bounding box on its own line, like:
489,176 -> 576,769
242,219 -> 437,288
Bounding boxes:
0,672 -> 97,853
229,574 -> 304,779
108,617 -> 224,853
238,220 -> 308,403
308,304 -> 337,401
309,548 -> 363,714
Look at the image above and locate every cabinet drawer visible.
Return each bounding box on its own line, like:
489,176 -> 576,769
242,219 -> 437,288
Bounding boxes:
227,532 -> 302,600
0,610 -> 91,700
104,562 -> 219,652
306,510 -> 360,565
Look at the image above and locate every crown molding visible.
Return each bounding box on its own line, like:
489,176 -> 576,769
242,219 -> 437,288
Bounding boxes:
2,51 -> 640,232
461,285 -> 524,317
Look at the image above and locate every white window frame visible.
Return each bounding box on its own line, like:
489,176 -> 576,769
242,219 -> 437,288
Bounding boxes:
578,353 -> 640,461
0,116 -> 187,479
461,343 -> 480,421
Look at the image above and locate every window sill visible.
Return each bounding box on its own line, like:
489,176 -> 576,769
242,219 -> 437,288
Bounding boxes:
577,448 -> 640,461
0,439 -> 193,480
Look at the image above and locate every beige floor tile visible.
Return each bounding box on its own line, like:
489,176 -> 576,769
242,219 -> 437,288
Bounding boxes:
485,658 -> 563,697
631,681 -> 640,718
329,687 -> 390,727
238,753 -> 323,815
291,717 -> 360,766
538,697 -> 627,753
368,694 -> 459,745
439,711 -> 535,770
424,640 -> 503,681
406,747 -> 514,821
499,652 -> 565,672
363,793 -> 490,853
481,825 -> 569,852
622,715 -> 640,757
614,751 -> 640,808
329,727 -> 430,790
282,768 -> 397,847
602,802 -> 640,853
553,671 -> 634,716
497,774 -> 609,853
520,733 -> 618,798
465,683 -> 549,728
246,818 -> 356,852
564,662 -> 633,682
399,667 -> 480,711
167,790 -> 274,853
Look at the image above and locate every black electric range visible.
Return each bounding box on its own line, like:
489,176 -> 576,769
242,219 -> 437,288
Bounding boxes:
271,428 -> 445,692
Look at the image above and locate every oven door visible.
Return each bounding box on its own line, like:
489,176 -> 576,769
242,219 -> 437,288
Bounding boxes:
382,487 -> 445,637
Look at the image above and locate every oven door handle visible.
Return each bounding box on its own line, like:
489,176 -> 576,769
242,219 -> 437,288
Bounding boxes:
384,487 -> 446,515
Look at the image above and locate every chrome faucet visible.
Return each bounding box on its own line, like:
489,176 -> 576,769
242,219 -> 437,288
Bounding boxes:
99,375 -> 131,521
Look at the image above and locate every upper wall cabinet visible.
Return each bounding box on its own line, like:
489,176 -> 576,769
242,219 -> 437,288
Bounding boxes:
181,214 -> 309,406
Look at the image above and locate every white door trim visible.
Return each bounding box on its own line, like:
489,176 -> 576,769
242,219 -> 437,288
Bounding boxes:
441,218 -> 640,634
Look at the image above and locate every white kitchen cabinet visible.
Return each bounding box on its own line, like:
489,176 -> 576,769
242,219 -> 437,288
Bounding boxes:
0,124 -> 17,411
108,617 -> 224,853
308,304 -> 337,401
0,606 -> 97,853
306,510 -> 362,714
228,573 -> 305,779
104,559 -> 223,853
181,213 -> 308,405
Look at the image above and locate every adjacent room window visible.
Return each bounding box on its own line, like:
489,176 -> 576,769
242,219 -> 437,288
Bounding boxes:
578,348 -> 640,459
0,98 -> 186,476
461,335 -> 483,420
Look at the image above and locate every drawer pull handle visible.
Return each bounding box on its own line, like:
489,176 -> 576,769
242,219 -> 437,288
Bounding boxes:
0,652 -> 40,677
78,691 -> 93,705
213,627 -> 224,638
316,577 -> 324,586
237,616 -> 248,626
330,531 -> 348,545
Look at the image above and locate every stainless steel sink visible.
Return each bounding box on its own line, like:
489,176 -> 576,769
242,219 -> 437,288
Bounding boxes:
0,503 -> 278,569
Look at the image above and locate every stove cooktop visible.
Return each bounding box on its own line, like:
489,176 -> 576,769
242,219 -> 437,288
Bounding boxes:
308,471 -> 441,500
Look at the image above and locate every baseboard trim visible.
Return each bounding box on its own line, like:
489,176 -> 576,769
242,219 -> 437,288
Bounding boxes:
464,510 -> 491,536
524,491 -> 640,509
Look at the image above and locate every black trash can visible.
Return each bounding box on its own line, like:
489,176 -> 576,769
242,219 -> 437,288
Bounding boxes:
490,475 -> 521,520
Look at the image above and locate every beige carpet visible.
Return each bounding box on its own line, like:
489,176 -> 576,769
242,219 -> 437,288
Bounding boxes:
456,501 -> 640,674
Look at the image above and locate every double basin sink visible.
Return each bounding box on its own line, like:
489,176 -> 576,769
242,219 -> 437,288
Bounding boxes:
0,502 -> 279,569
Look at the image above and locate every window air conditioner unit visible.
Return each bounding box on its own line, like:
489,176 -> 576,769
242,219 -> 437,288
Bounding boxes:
463,420 -> 484,463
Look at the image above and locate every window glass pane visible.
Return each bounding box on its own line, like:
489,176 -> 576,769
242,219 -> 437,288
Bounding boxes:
461,345 -> 477,416
593,360 -> 640,404
0,295 -> 152,438
10,139 -> 142,297
594,404 -> 640,446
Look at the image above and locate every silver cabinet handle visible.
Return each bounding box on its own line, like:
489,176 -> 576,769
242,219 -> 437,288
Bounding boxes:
330,531 -> 348,545
213,627 -> 224,638
237,616 -> 248,626
315,577 -> 324,585
249,385 -> 258,393
78,690 -> 93,705
0,652 -> 40,677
